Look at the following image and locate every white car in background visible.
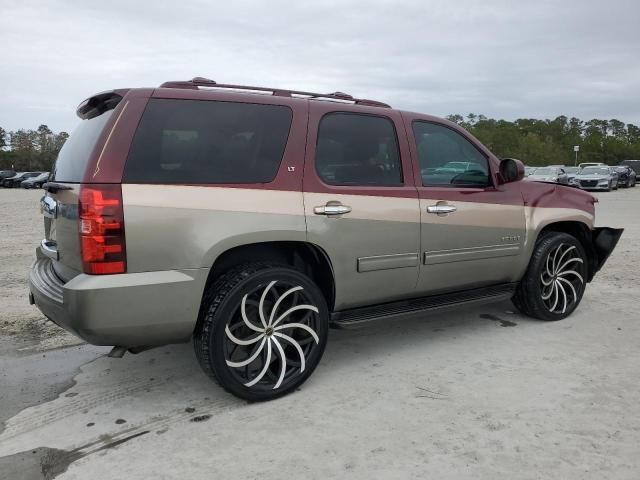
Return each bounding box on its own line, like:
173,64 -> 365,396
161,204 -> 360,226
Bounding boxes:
525,166 -> 569,184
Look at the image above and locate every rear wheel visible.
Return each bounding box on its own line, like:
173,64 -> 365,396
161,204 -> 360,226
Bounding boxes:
513,232 -> 587,321
194,263 -> 328,401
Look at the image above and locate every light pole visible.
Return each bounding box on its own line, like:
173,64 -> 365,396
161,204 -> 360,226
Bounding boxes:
573,145 -> 580,166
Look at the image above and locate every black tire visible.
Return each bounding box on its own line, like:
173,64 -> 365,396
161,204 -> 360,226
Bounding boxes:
512,232 -> 587,321
194,263 -> 329,401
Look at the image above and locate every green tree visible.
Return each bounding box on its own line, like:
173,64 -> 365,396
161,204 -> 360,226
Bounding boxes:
446,114 -> 640,166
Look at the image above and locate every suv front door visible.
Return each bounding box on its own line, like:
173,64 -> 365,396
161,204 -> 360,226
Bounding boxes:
303,105 -> 420,310
406,117 -> 526,295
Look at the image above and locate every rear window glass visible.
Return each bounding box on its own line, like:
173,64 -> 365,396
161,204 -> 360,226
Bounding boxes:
123,99 -> 292,184
52,111 -> 113,182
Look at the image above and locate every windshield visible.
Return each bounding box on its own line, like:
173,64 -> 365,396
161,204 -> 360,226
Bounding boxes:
564,167 -> 579,173
533,168 -> 553,175
581,167 -> 609,175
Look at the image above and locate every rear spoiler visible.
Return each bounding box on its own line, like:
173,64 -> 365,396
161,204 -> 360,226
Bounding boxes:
76,90 -> 125,119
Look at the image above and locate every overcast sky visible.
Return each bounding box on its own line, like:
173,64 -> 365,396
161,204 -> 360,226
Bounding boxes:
1,0 -> 639,133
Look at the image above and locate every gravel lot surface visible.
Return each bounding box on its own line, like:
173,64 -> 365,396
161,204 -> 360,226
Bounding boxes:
0,187 -> 638,479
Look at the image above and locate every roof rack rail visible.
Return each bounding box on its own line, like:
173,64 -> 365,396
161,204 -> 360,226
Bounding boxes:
159,77 -> 391,108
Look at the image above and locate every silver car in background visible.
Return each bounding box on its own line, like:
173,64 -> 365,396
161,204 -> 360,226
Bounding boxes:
572,166 -> 617,191
525,166 -> 569,184
563,166 -> 580,184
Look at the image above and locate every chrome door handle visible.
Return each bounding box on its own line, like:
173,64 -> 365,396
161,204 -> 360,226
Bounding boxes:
314,203 -> 352,216
426,204 -> 457,215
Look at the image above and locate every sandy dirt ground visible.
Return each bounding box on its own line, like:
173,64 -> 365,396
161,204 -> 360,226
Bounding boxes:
0,186 -> 638,479
0,189 -> 83,351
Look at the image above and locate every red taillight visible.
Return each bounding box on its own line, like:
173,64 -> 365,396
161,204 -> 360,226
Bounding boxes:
79,184 -> 126,275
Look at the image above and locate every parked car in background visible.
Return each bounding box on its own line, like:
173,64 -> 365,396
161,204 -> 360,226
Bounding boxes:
572,166 -> 617,191
620,160 -> 640,178
524,166 -> 536,177
579,162 -> 606,169
20,172 -> 50,189
613,166 -> 636,188
563,166 -> 580,184
29,78 -> 623,401
608,167 -> 620,190
0,170 -> 17,182
525,166 -> 569,184
2,172 -> 43,188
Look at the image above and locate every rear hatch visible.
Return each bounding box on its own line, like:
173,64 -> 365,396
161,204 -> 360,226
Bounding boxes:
41,92 -> 126,282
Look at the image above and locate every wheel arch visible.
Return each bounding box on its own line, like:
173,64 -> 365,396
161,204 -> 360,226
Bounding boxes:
204,241 -> 336,310
536,221 -> 598,281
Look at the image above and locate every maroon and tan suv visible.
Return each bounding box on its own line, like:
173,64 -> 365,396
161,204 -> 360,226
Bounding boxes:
29,77 -> 622,401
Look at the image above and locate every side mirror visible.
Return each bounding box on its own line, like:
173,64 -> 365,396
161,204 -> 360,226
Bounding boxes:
499,158 -> 525,184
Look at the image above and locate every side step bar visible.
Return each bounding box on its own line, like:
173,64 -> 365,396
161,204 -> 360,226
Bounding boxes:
331,283 -> 518,328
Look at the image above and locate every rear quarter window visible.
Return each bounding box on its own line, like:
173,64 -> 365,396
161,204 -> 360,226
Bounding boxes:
52,111 -> 114,182
123,99 -> 293,184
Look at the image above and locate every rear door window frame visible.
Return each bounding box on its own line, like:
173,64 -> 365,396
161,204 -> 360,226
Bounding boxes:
314,111 -> 404,188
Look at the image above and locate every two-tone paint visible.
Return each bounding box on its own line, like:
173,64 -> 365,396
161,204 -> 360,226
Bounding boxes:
31,85 -> 606,347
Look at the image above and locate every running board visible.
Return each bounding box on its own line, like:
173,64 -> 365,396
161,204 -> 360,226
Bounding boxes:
331,283 -> 518,327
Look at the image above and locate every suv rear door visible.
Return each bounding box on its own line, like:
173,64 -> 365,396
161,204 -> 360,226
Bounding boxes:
405,116 -> 526,295
303,104 -> 420,310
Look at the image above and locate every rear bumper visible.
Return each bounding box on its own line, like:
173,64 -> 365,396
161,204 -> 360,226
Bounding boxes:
29,254 -> 208,346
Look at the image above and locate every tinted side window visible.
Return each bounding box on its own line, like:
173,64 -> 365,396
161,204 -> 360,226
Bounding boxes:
124,99 -> 292,184
412,122 -> 490,187
316,113 -> 402,186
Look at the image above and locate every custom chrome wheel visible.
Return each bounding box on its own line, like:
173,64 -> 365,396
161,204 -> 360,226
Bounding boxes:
223,280 -> 320,391
540,243 -> 585,314
512,232 -> 587,321
194,264 -> 328,401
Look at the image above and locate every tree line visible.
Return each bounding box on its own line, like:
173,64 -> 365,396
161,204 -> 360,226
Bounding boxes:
0,126 -> 69,171
1,115 -> 639,171
447,114 -> 640,166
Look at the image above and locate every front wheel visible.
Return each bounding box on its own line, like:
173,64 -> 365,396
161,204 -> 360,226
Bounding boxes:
512,232 -> 587,321
194,263 -> 329,401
